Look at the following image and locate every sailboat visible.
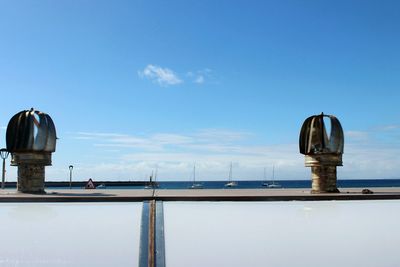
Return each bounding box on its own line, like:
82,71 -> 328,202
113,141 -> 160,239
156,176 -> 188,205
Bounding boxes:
262,167 -> 268,187
224,162 -> 237,187
189,164 -> 203,189
144,166 -> 160,189
153,166 -> 159,188
144,170 -> 154,189
262,165 -> 281,188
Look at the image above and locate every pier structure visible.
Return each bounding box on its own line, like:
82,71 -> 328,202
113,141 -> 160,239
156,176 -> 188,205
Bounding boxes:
6,108 -> 57,193
299,113 -> 344,193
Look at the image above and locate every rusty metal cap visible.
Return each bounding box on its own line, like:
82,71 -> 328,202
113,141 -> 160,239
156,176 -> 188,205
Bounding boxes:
299,112 -> 344,155
6,108 -> 57,153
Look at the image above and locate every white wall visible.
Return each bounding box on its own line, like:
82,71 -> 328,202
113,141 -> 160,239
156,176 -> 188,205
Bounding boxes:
164,201 -> 400,267
0,203 -> 142,267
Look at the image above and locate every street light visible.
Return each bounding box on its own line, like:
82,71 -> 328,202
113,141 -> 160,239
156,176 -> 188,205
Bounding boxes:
0,149 -> 9,189
69,165 -> 73,189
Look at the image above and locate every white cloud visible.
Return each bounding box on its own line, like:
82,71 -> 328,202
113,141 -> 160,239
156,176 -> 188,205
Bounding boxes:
74,132 -> 129,139
36,126 -> 400,182
346,130 -> 369,138
75,132 -> 164,151
72,129 -> 251,153
194,75 -> 204,84
65,130 -> 307,180
151,133 -> 194,145
194,128 -> 251,143
138,64 -> 182,86
138,66 -> 214,86
373,124 -> 400,131
187,68 -> 213,84
345,131 -> 370,142
341,144 -> 400,179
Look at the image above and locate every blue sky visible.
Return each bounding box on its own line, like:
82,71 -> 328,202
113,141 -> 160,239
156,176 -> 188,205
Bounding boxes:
0,0 -> 399,181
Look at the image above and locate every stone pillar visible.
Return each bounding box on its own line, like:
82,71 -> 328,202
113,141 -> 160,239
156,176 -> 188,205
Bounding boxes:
305,154 -> 341,193
11,153 -> 52,194
17,164 -> 45,193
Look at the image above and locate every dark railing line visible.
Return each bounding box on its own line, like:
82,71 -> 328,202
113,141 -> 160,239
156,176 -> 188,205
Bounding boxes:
2,193 -> 400,203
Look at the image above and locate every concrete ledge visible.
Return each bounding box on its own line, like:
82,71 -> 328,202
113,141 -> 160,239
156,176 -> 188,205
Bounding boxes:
1,187 -> 400,202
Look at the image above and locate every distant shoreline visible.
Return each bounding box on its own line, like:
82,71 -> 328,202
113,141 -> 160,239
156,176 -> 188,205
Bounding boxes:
1,181 -> 149,189
1,188 -> 400,203
2,178 -> 400,189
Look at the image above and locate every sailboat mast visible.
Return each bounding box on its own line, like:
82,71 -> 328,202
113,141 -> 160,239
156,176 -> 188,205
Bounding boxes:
193,164 -> 196,183
272,165 -> 275,184
229,162 -> 232,182
264,167 -> 266,181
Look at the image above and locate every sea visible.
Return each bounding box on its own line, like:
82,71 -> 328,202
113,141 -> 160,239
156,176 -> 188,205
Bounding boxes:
65,179 -> 400,190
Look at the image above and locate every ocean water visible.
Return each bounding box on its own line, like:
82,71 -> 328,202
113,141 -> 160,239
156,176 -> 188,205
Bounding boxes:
78,179 -> 400,190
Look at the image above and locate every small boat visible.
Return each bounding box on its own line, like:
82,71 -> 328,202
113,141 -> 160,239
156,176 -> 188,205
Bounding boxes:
224,162 -> 237,187
262,167 -> 268,187
262,166 -> 282,188
190,183 -> 203,189
189,164 -> 203,189
153,167 -> 159,188
267,182 -> 282,188
144,172 -> 154,189
96,183 -> 106,189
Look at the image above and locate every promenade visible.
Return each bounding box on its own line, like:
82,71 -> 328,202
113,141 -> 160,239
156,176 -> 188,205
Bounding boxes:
1,187 -> 400,202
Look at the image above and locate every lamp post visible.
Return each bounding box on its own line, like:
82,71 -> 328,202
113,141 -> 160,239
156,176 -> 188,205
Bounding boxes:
69,165 -> 73,189
0,149 -> 9,189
